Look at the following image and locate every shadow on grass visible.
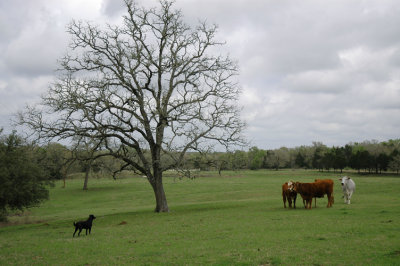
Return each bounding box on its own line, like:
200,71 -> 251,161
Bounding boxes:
172,202 -> 249,214
386,250 -> 400,257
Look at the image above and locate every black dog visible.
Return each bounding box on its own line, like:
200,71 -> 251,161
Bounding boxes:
73,214 -> 96,237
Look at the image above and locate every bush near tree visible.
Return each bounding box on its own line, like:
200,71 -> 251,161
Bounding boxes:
0,131 -> 51,221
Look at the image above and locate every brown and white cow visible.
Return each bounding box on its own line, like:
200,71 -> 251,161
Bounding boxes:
282,181 -> 297,209
293,179 -> 334,209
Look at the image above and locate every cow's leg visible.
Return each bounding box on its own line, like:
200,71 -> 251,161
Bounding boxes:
347,191 -> 352,204
283,194 -> 287,208
293,195 -> 297,209
327,194 -> 332,207
307,198 -> 312,209
288,197 -> 292,208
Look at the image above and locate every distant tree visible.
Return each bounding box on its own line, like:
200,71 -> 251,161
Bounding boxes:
312,142 -> 327,171
267,147 -> 290,170
185,151 -> 230,175
248,147 -> 266,170
19,0 -> 244,212
332,146 -> 346,173
40,143 -> 71,180
384,139 -> 400,153
295,146 -> 312,169
288,148 -> 298,169
95,153 -> 125,179
343,144 -> 353,167
0,131 -> 50,221
388,154 -> 400,174
363,140 -> 387,173
321,148 -> 334,171
207,152 -> 231,175
376,153 -> 390,173
350,147 -> 371,173
231,150 -> 248,170
217,152 -> 232,175
71,138 -> 100,190
295,152 -> 305,168
192,154 -> 205,171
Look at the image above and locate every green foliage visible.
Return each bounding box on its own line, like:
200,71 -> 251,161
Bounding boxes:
40,143 -> 71,179
231,150 -> 248,170
0,170 -> 399,265
389,155 -> 400,173
0,131 -> 50,221
248,146 -> 266,170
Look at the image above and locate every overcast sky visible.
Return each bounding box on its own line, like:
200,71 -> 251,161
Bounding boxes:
1,0 -> 399,149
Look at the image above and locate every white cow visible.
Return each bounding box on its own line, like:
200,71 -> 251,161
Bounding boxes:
339,176 -> 356,204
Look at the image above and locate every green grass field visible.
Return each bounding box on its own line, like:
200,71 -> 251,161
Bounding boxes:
1,170 -> 399,265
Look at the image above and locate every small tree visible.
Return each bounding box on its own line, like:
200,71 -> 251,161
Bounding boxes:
294,146 -> 314,169
68,137 -> 103,190
231,150 -> 248,170
312,142 -> 327,171
19,0 -> 244,212
388,154 -> 400,174
266,147 -> 289,170
0,131 -> 50,221
40,142 -> 71,180
332,146 -> 346,173
248,147 -> 266,170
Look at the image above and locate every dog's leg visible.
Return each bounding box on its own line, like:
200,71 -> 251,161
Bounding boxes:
78,228 -> 82,236
73,228 -> 78,237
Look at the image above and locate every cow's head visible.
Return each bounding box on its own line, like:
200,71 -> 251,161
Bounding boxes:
287,180 -> 294,191
339,176 -> 350,186
292,182 -> 300,192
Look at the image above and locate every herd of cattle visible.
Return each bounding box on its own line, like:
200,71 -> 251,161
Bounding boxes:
282,176 -> 356,209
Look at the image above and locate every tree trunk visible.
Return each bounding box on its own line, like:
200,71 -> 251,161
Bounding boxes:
150,173 -> 169,212
83,164 -> 90,190
62,167 -> 67,188
83,159 -> 93,190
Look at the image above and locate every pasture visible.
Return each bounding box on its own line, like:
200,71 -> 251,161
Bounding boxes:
0,170 -> 399,265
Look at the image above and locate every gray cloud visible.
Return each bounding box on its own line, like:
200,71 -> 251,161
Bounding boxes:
1,0 -> 399,148
101,0 -> 126,18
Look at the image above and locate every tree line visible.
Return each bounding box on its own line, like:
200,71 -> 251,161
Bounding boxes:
182,140 -> 400,175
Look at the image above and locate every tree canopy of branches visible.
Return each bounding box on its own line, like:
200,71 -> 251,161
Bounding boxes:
19,0 -> 244,212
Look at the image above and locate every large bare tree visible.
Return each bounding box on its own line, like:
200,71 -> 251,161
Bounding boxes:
19,0 -> 244,212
